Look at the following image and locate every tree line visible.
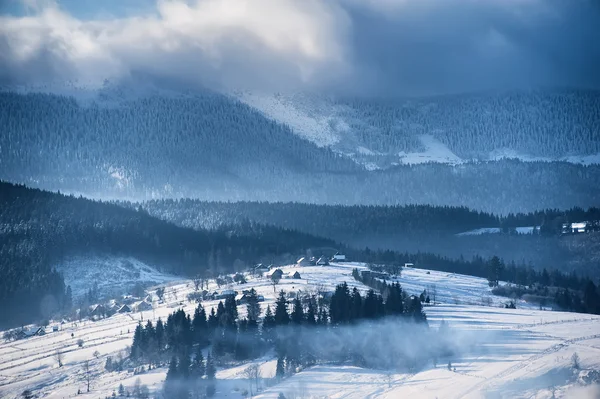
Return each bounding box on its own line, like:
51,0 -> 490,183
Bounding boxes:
135,198 -> 600,239
129,281 -> 428,398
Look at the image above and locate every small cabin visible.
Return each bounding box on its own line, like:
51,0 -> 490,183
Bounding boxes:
316,257 -> 329,266
90,304 -> 106,317
296,257 -> 313,267
136,301 -> 153,312
118,304 -> 132,313
285,271 -> 301,279
332,252 -> 346,262
404,263 -> 414,268
266,269 -> 284,280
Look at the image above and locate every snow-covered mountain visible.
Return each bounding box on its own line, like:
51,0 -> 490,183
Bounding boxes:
236,90 -> 600,169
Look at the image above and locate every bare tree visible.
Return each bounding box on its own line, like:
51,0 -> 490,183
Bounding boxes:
243,364 -> 262,397
384,370 -> 394,388
156,287 -> 165,301
271,276 -> 281,293
193,275 -> 202,291
83,359 -> 93,392
431,284 -> 437,305
571,352 -> 580,370
54,349 -> 63,367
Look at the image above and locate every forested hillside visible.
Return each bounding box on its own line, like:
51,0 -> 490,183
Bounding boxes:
2,89 -> 599,213
0,90 -> 357,198
341,89 -> 600,158
246,89 -> 600,159
135,200 -> 600,238
135,199 -> 600,277
0,181 -> 337,328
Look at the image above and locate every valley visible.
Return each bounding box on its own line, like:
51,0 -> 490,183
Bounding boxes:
1,263 -> 599,399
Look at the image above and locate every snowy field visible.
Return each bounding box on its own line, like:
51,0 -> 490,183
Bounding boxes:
1,263 -> 599,399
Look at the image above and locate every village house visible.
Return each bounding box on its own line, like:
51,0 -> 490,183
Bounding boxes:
331,252 -> 346,262
266,268 -> 284,281
285,271 -> 302,279
90,304 -> 106,318
135,300 -> 153,312
296,257 -> 314,267
316,257 -> 329,266
117,304 -> 132,313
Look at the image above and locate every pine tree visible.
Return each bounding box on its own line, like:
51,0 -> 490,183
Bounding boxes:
276,356 -> 285,380
131,323 -> 144,361
291,298 -> 304,325
305,298 -> 317,325
193,346 -> 205,377
274,291 -> 290,325
192,305 -> 208,346
246,288 -> 261,321
262,305 -> 276,343
179,351 -> 192,381
205,351 -> 217,397
206,353 -> 216,381
164,356 -> 179,397
118,383 -> 125,396
207,307 -> 219,335
155,318 -> 165,354
350,287 -> 363,321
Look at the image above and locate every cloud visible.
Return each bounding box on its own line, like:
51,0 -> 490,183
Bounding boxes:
0,0 -> 599,95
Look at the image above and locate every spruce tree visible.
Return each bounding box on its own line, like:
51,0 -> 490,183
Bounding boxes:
205,352 -> 217,397
274,291 -> 290,325
193,346 -> 205,378
262,305 -> 276,343
305,298 -> 317,325
155,318 -> 165,355
179,351 -> 192,381
246,288 -> 261,321
276,356 -> 285,380
131,323 -> 144,361
164,356 -> 179,396
291,298 -> 304,325
206,353 -> 216,381
350,287 -> 363,321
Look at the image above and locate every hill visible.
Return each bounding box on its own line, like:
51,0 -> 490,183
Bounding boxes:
0,263 -> 599,399
0,181 -> 337,328
238,89 -> 600,167
2,88 -> 600,212
134,199 -> 600,278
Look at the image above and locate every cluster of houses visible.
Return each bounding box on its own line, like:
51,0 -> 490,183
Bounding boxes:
89,294 -> 154,319
296,252 -> 347,267
253,252 -> 347,277
562,221 -> 600,234
266,268 -> 302,280
195,288 -> 265,304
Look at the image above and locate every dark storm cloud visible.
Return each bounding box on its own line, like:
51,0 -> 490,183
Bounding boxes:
0,0 -> 598,95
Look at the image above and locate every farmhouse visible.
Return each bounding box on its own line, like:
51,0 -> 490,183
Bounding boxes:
117,304 -> 132,313
316,257 -> 329,266
136,301 -> 153,312
296,257 -> 314,267
266,268 -> 284,280
332,252 -> 346,262
285,271 -> 302,279
90,304 -> 106,318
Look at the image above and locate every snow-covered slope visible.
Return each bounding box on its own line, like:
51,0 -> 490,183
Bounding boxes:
235,91 -> 600,169
1,263 -> 599,399
456,226 -> 539,237
55,256 -> 178,298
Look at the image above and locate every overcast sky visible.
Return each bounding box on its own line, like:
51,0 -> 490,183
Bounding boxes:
1,0 -> 599,96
